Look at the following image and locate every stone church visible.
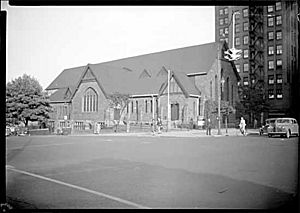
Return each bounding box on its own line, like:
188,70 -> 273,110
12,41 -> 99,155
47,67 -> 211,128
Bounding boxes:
46,41 -> 241,133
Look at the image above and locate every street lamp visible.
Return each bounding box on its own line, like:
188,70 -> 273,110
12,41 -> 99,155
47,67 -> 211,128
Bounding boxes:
217,10 -> 242,135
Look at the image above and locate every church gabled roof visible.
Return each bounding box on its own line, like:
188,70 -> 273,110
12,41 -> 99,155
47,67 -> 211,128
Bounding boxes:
46,41 -> 238,102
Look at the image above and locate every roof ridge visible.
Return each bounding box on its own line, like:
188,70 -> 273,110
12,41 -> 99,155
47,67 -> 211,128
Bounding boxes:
94,42 -> 217,66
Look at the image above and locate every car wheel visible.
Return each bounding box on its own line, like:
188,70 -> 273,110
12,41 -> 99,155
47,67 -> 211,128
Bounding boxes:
286,130 -> 290,139
268,134 -> 272,138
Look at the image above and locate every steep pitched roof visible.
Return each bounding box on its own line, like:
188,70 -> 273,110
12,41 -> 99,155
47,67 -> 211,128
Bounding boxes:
47,42 -> 234,101
99,42 -> 218,75
158,70 -> 201,98
49,87 -> 72,102
46,65 -> 86,90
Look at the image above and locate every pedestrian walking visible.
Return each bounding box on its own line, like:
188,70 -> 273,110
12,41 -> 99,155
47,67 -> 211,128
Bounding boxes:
157,117 -> 162,134
206,118 -> 212,135
239,117 -> 246,136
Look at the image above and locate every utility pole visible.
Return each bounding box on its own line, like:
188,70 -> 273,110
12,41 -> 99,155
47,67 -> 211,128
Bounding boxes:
219,11 -> 241,135
217,44 -> 222,135
167,69 -> 171,132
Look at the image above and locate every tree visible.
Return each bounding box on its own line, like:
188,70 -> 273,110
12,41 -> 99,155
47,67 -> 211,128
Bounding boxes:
107,92 -> 130,132
237,85 -> 269,127
204,99 -> 234,119
6,74 -> 52,127
204,99 -> 235,131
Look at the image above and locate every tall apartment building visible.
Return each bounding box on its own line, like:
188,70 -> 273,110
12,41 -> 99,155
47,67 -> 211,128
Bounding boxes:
215,1 -> 299,124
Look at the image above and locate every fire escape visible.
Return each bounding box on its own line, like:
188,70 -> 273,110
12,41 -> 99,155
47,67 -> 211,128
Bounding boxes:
249,6 -> 264,91
247,6 -> 265,124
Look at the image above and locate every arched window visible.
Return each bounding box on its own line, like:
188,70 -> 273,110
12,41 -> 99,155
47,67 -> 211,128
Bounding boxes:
226,77 -> 230,101
83,88 -> 98,112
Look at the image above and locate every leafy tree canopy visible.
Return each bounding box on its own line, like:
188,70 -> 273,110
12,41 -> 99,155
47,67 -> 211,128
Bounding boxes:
237,85 -> 270,125
6,74 -> 52,127
204,99 -> 234,118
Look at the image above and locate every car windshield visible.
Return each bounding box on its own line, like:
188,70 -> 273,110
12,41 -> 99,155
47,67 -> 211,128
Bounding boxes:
266,119 -> 275,125
276,119 -> 290,124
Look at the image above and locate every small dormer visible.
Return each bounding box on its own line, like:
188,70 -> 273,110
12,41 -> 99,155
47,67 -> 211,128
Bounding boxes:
139,69 -> 151,79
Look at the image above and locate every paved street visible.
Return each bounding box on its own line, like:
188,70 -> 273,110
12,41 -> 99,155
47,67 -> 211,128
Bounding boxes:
6,133 -> 298,209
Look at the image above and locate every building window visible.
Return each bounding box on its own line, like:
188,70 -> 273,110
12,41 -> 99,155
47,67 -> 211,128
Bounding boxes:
243,77 -> 249,86
171,103 -> 179,121
235,37 -> 241,46
224,8 -> 228,15
276,59 -> 282,68
145,100 -> 148,113
276,15 -> 282,25
268,31 -> 274,40
275,2 -> 282,11
235,23 -> 240,33
267,5 -> 274,13
219,28 -> 224,36
276,31 -> 282,40
131,101 -> 134,113
268,17 -> 274,27
268,46 -> 274,55
268,60 -> 274,70
243,35 -> 249,45
236,64 -> 240,72
224,17 -> 229,24
150,100 -> 153,113
235,12 -> 240,20
243,8 -> 248,17
276,89 -> 283,99
219,9 -> 224,15
219,18 -> 224,26
224,27 -> 228,34
231,84 -> 234,105
136,100 -> 138,114
276,74 -> 283,84
243,49 -> 249,58
243,63 -> 249,72
268,89 -> 274,99
215,75 -> 218,102
83,87 -> 98,112
226,77 -> 229,101
268,75 -> 274,84
210,81 -> 212,98
243,22 -> 249,31
276,45 -> 282,55
193,101 -> 196,117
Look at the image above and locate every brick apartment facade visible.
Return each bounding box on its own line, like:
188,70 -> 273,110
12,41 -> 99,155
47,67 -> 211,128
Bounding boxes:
46,41 -> 241,133
215,2 -> 299,125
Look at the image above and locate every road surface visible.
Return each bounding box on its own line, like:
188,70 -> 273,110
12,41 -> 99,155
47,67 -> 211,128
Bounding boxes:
5,134 -> 298,209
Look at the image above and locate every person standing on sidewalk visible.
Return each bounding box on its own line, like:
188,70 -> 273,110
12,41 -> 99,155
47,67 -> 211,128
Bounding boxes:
206,118 -> 212,135
151,118 -> 155,135
254,118 -> 257,129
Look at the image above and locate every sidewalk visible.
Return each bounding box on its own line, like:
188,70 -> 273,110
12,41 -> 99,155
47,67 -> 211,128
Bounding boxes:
72,128 -> 259,138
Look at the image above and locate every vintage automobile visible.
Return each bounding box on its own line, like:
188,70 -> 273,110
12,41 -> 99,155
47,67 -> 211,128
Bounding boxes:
267,118 -> 299,138
259,118 -> 276,135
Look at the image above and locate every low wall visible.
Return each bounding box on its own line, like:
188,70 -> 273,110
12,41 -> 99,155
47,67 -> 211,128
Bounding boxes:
28,128 -> 50,135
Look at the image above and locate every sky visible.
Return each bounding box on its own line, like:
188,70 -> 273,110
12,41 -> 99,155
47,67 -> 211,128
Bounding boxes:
2,2 -> 215,89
